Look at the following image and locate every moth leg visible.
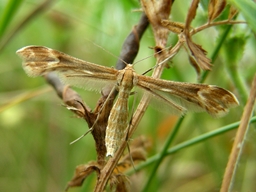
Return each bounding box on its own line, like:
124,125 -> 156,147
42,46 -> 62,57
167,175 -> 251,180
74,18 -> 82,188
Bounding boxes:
129,91 -> 137,96
124,90 -> 139,171
70,86 -> 117,145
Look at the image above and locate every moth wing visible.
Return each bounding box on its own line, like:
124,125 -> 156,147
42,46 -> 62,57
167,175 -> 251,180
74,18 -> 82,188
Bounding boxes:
137,75 -> 239,117
17,46 -> 118,91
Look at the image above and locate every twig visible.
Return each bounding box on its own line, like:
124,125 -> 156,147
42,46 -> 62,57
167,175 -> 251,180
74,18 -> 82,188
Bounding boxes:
94,13 -> 149,192
191,20 -> 246,35
220,75 -> 256,192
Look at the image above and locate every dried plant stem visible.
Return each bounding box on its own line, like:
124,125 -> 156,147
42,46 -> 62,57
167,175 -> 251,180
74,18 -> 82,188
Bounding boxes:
94,50 -> 172,192
191,20 -> 246,35
94,14 -> 149,192
130,54 -> 167,134
220,75 -> 256,192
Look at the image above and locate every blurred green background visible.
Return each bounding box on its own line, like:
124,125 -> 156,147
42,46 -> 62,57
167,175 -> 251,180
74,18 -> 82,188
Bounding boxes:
0,0 -> 255,192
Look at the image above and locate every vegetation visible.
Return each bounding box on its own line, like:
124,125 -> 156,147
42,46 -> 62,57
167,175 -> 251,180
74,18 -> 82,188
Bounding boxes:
0,0 -> 256,192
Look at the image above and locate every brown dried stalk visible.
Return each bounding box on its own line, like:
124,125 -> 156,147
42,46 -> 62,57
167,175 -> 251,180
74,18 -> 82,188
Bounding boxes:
220,75 -> 256,192
191,20 -> 246,35
93,13 -> 149,192
130,0 -> 173,137
93,1 -> 174,191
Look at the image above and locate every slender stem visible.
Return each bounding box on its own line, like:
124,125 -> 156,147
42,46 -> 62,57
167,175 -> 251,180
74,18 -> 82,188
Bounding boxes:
226,63 -> 248,105
126,116 -> 256,175
94,13 -> 149,192
142,117 -> 184,192
191,20 -> 246,36
201,24 -> 233,83
221,76 -> 256,192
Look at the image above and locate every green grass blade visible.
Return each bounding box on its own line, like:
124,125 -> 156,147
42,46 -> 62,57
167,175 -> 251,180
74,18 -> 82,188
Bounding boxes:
142,117 -> 184,192
127,116 -> 256,175
228,0 -> 256,33
0,0 -> 24,38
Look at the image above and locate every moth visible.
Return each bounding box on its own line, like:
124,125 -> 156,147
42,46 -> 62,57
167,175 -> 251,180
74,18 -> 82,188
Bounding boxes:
16,46 -> 239,157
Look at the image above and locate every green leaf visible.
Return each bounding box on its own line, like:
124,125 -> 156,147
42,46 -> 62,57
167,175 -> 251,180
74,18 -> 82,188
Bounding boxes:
224,35 -> 247,64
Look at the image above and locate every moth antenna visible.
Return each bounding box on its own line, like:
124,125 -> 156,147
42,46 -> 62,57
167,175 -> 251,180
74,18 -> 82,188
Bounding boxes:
141,50 -> 176,75
86,38 -> 172,69
134,45 -> 174,76
157,51 -> 176,66
141,66 -> 157,75
133,45 -> 172,66
85,38 -> 129,66
70,129 -> 92,144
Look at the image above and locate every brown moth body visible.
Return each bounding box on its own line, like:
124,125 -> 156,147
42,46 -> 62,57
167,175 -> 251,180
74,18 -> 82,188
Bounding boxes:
105,65 -> 137,156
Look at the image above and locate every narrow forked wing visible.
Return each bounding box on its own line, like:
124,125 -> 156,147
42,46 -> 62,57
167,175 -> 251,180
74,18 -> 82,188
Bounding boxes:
137,75 -> 239,117
16,46 -> 118,91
